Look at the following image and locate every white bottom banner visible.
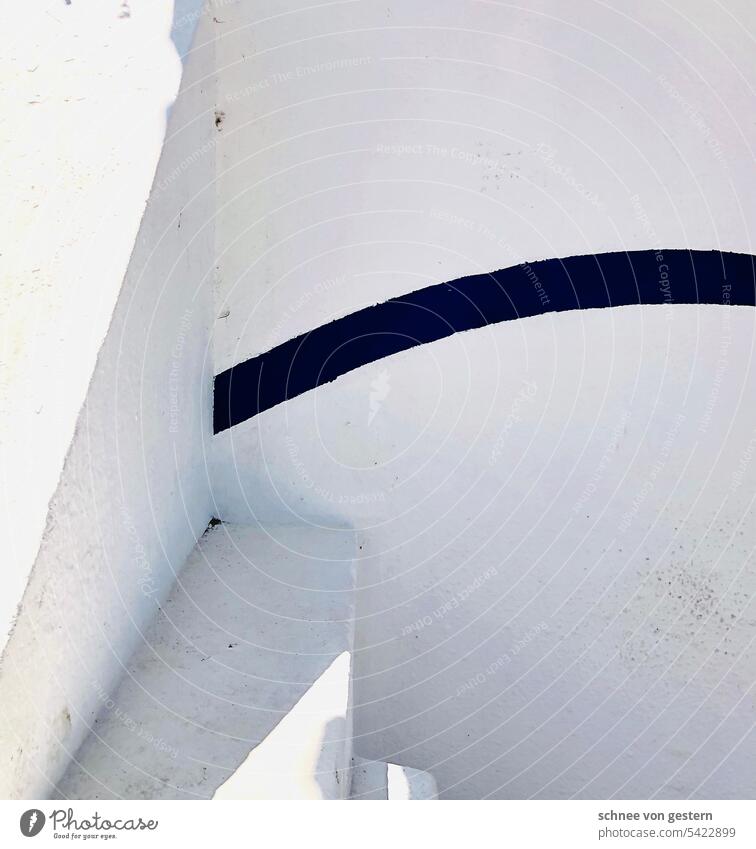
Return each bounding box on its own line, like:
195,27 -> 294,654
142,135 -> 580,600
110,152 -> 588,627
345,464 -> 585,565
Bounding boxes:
2,800 -> 754,848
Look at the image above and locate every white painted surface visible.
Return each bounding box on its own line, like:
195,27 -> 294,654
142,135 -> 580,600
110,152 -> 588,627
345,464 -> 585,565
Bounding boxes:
212,304 -> 756,798
212,0 -> 755,372
57,524 -> 356,800
209,1 -> 756,798
3,0 -> 756,800
0,3 -> 215,797
350,756 -> 438,800
214,651 -> 352,799
386,762 -> 438,801
0,0 -> 202,654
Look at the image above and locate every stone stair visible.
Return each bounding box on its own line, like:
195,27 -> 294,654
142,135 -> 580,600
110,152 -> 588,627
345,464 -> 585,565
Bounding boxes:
54,522 -> 435,800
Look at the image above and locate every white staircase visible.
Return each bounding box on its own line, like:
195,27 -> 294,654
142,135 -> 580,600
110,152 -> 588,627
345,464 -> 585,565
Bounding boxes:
55,522 -> 435,800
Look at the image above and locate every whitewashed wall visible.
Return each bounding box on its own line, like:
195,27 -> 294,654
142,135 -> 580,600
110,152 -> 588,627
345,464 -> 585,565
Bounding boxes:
0,0 -> 205,654
0,2 -> 215,797
210,0 -> 756,798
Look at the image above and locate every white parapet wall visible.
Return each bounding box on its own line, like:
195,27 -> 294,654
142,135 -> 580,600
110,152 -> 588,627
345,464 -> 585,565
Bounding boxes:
0,1 -> 216,798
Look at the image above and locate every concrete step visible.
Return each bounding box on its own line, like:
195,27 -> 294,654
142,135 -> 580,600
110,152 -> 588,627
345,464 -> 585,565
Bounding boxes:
55,522 -> 357,799
349,756 -> 438,800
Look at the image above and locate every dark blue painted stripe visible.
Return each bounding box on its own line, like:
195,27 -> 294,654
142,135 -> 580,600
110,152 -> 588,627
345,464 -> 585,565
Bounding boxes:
213,249 -> 756,433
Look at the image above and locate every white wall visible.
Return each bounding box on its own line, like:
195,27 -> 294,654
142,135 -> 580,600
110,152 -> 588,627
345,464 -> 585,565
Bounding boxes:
0,0 -> 205,654
211,0 -> 755,372
209,0 -> 756,797
0,2 -> 216,797
3,0 -> 755,801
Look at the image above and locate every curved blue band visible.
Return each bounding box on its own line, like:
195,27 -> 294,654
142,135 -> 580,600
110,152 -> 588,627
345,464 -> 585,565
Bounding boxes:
214,249 -> 756,433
